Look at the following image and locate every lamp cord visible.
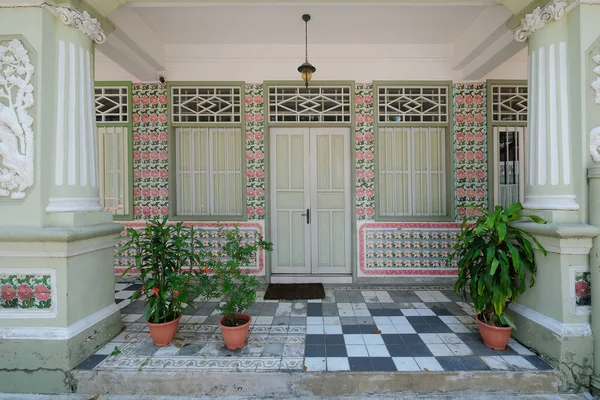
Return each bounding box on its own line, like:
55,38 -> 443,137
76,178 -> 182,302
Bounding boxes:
305,20 -> 308,63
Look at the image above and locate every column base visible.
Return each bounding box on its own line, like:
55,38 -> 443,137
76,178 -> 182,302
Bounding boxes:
507,303 -> 593,392
0,222 -> 123,393
0,307 -> 121,393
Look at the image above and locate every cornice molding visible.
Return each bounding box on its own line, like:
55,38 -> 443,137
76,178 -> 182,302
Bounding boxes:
513,1 -> 567,42
43,4 -> 107,43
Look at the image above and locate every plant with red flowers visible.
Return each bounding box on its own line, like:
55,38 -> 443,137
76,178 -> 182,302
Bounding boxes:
119,217 -> 211,325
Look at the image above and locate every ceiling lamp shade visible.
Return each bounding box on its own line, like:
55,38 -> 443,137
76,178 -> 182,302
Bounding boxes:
297,14 -> 316,88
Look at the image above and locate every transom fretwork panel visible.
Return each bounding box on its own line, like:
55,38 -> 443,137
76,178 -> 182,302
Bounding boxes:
268,86 -> 351,123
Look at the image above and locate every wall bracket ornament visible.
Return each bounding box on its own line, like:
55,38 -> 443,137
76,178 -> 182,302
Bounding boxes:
46,6 -> 107,44
514,1 -> 567,42
0,39 -> 35,199
592,54 -> 600,104
591,127 -> 600,163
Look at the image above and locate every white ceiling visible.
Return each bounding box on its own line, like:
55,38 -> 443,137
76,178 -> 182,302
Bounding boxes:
126,2 -> 494,45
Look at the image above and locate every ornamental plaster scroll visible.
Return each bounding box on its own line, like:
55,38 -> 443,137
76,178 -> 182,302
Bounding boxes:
45,6 -> 106,44
592,54 -> 600,104
0,39 -> 34,200
591,127 -> 600,163
514,1 -> 567,42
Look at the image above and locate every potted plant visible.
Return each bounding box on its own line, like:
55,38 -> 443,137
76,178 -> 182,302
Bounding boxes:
450,202 -> 547,350
119,217 -> 210,346
205,226 -> 273,350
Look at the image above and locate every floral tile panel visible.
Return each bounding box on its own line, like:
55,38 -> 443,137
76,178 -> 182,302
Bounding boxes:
245,83 -> 266,220
355,83 -> 375,221
114,221 -> 266,276
358,223 -> 460,276
0,273 -> 52,310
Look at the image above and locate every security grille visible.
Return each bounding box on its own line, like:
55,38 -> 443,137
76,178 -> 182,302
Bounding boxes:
95,86 -> 128,123
171,86 -> 241,123
268,86 -> 351,123
378,86 -> 449,123
378,127 -> 447,217
490,84 -> 528,122
175,127 -> 243,216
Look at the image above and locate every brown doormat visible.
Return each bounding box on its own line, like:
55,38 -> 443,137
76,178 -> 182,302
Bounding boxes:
263,283 -> 325,300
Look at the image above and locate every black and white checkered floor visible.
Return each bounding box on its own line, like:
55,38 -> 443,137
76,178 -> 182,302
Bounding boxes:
75,282 -> 553,373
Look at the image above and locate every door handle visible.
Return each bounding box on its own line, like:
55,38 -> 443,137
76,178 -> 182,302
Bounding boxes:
301,208 -> 310,224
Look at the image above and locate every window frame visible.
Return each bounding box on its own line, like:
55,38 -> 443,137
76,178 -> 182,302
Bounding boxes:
373,81 -> 454,222
486,80 -> 528,211
168,81 -> 247,221
95,81 -> 133,221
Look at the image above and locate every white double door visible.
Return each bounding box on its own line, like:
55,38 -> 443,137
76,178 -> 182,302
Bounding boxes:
270,127 -> 351,275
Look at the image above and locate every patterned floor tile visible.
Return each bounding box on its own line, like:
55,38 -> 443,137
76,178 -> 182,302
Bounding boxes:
96,283 -> 554,373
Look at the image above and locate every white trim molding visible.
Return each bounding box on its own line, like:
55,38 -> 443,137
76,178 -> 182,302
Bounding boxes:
46,197 -> 103,213
44,5 -> 107,44
523,194 -> 579,210
592,54 -> 600,105
509,303 -> 592,337
0,241 -> 116,258
0,303 -> 119,340
514,1 -> 567,43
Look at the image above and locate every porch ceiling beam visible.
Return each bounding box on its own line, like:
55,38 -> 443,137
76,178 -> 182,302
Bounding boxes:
459,28 -> 525,80
96,5 -> 167,81
84,0 -> 537,18
97,34 -> 160,82
452,4 -> 513,71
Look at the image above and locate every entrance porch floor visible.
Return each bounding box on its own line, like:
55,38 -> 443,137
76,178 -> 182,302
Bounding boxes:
77,284 -> 553,374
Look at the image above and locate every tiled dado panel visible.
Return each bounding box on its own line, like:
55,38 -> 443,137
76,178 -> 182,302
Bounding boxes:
0,270 -> 56,316
132,83 -> 169,219
454,83 -> 488,219
245,83 -> 266,220
358,223 -> 460,277
114,221 -> 266,276
355,83 -> 376,221
571,266 -> 591,315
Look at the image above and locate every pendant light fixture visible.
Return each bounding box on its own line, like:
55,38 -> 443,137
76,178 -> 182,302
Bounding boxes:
297,14 -> 316,88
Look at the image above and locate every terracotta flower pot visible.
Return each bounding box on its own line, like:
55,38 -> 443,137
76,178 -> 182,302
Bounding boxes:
476,315 -> 512,350
147,314 -> 182,347
218,313 -> 252,350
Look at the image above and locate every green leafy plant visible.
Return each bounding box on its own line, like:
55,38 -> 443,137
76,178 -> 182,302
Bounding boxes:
450,202 -> 547,328
119,217 -> 211,324
205,226 -> 273,327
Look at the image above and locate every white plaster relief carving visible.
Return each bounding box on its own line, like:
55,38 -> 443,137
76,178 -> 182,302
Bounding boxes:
52,6 -> 107,44
591,126 -> 600,163
592,54 -> 600,104
0,39 -> 34,199
514,1 -> 567,42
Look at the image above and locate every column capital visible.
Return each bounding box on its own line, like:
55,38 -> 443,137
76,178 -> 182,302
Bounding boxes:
42,4 -> 107,44
513,1 -> 568,42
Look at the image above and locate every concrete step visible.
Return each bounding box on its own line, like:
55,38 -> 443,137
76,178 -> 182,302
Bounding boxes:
0,394 -> 591,400
71,369 -> 562,397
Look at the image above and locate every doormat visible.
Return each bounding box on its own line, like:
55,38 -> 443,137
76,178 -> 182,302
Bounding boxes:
263,283 -> 325,300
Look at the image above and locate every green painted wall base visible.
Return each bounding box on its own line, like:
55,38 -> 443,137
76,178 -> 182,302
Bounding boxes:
0,311 -> 121,393
508,306 -> 593,392
0,222 -> 123,394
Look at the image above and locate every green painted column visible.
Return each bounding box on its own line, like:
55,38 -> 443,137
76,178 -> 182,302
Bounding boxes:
0,3 -> 122,394
505,1 -> 600,392
584,2 -> 600,395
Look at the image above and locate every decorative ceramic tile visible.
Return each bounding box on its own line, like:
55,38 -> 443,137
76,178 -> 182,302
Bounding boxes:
358,223 -> 460,276
245,83 -> 266,220
355,83 -> 375,220
131,83 -> 169,220
114,221 -> 265,275
570,266 -> 591,315
0,271 -> 54,313
454,83 -> 488,219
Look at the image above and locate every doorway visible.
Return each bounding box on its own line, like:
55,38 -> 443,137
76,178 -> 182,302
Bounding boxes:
270,127 -> 351,275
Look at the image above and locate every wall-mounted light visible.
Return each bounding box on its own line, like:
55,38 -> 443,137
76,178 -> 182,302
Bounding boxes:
297,14 -> 316,89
